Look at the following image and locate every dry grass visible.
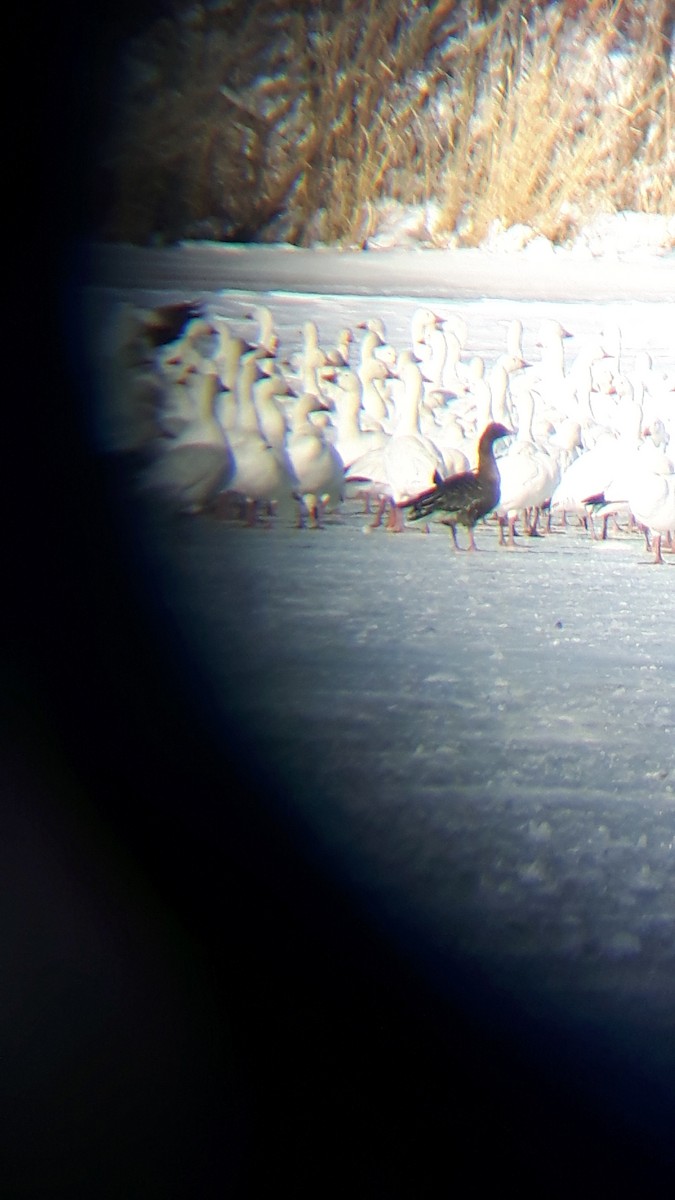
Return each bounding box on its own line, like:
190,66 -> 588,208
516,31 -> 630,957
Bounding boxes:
100,0 -> 674,247
284,0 -> 461,244
436,0 -> 675,246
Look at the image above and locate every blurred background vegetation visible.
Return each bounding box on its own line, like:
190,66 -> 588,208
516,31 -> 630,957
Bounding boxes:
85,0 -> 674,247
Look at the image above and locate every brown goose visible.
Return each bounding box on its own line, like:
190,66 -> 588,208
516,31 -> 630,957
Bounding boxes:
140,301 -> 204,347
402,421 -> 512,550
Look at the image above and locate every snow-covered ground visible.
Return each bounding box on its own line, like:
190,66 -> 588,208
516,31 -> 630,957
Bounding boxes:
80,234 -> 675,1172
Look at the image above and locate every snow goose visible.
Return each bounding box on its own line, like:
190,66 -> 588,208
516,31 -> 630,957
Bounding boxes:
437,314 -> 469,390
346,352 -> 445,531
212,319 -> 254,390
253,375 -> 291,450
633,350 -> 675,434
429,411 -> 472,477
357,328 -> 383,364
286,394 -> 345,527
403,422 -> 512,551
545,417 -> 583,481
538,319 -> 571,376
286,320 -> 333,397
330,368 -> 388,469
556,344 -> 613,450
214,385 -> 238,439
325,327 -> 354,367
495,390 -> 558,544
420,321 -> 447,387
410,307 -> 440,361
358,321 -> 399,371
627,468 -> 675,564
589,439 -> 675,563
155,324 -> 224,435
584,420 -> 675,540
488,357 -> 524,428
550,384 -> 644,532
642,420 -> 673,468
439,328 -> 467,394
451,362 -> 493,462
422,345 -> 477,416
517,319 -> 572,421
357,330 -> 390,427
140,367 -> 234,513
528,318 -> 570,384
599,320 -> 623,384
373,341 -> 400,397
156,368 -> 204,438
383,352 -> 446,498
569,340 -> 612,430
357,316 -> 387,341
245,304 -> 279,355
225,356 -> 298,523
152,309 -> 215,363
442,313 -> 469,348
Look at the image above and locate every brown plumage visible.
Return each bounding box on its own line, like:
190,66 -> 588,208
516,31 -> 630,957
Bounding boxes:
141,301 -> 204,347
403,421 -> 512,550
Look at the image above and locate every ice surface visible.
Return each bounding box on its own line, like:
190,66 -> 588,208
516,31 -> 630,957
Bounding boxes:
82,240 -> 675,1165
136,506 -> 675,1007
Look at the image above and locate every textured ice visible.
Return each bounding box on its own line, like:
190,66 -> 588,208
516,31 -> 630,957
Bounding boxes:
85,242 -> 675,1162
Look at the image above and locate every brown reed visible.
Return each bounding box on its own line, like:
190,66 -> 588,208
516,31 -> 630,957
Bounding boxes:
100,1 -> 674,247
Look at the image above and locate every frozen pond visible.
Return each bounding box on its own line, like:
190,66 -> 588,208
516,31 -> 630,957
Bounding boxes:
131,489 -> 675,1146
68,243 -> 675,1182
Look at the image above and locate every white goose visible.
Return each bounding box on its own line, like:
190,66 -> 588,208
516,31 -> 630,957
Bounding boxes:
633,350 -> 675,435
549,384 -> 645,532
488,356 -> 524,428
518,319 -> 572,422
286,394 -> 345,527
494,389 -> 557,544
442,313 -> 469,348
438,314 -> 470,393
385,352 -> 446,494
357,330 -> 390,427
226,355 -> 298,523
599,320 -> 623,385
325,327 -> 354,367
245,304 -> 279,355
289,320 -> 332,398
253,375 -> 291,450
346,351 -> 445,531
212,319 -> 254,390
538,319 -> 571,377
429,411 -> 472,477
357,316 -> 386,341
140,367 -> 234,513
588,421 -> 675,543
626,468 -> 675,564
451,362 -> 493,464
420,321 -> 447,387
156,331 -> 222,437
330,368 -> 388,469
438,328 -> 466,394
410,307 -> 440,362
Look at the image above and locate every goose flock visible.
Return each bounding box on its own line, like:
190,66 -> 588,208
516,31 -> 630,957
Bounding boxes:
105,298 -> 675,562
